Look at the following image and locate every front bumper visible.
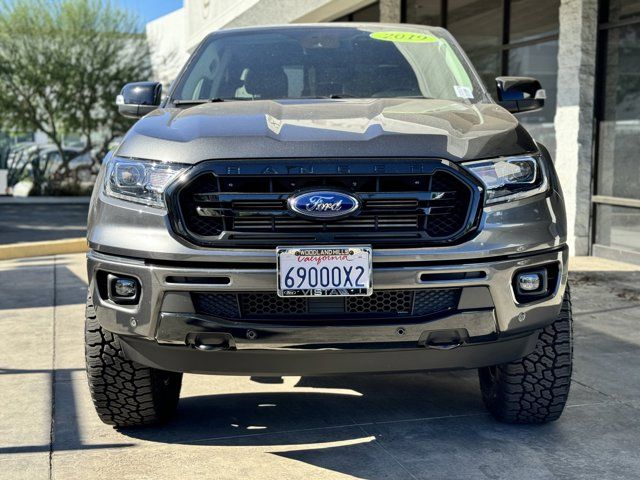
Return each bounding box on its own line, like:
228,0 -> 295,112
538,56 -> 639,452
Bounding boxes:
87,246 -> 568,375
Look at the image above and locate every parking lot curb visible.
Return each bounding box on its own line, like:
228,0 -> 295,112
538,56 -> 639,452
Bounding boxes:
0,238 -> 88,261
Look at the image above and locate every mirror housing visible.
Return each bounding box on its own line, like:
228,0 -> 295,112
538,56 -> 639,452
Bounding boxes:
495,76 -> 545,114
116,82 -> 162,119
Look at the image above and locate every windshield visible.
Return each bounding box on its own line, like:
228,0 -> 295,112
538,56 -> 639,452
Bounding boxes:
171,26 -> 487,103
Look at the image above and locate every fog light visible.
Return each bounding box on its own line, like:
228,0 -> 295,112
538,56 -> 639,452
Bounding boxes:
106,274 -> 139,305
512,265 -> 556,304
518,273 -> 541,292
114,278 -> 137,297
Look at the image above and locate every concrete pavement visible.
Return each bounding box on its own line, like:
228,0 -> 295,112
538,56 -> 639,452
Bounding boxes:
1,254 -> 640,479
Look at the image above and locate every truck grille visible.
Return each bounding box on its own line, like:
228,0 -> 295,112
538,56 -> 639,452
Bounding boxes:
191,289 -> 461,321
168,160 -> 480,248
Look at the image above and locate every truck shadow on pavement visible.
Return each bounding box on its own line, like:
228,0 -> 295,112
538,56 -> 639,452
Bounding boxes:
123,371 -> 488,446
115,373 -> 572,479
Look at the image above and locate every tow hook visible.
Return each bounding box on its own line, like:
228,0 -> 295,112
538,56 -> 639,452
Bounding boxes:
421,329 -> 466,350
186,333 -> 233,351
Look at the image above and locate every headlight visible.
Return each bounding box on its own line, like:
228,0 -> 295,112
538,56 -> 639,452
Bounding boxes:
463,155 -> 548,204
104,157 -> 188,208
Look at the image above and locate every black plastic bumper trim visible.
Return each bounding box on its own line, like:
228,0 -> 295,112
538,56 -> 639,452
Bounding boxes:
155,310 -> 498,348
119,331 -> 540,376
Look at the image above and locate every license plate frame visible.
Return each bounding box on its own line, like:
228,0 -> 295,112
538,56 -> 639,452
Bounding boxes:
276,246 -> 373,298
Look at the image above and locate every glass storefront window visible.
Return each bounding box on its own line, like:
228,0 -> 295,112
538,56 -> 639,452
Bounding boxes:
596,23 -> 640,200
593,9 -> 640,263
447,0 -> 502,50
595,204 -> 640,255
404,0 -> 441,26
466,51 -> 501,92
446,0 -> 502,92
509,0 -> 559,42
607,0 -> 640,23
507,40 -> 559,155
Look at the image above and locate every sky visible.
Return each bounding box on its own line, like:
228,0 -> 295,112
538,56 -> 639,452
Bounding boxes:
115,0 -> 183,25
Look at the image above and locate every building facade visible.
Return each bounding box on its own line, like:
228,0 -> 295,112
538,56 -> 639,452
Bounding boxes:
146,0 -> 640,264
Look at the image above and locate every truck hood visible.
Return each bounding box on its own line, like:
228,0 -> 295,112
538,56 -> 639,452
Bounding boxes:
115,98 -> 537,164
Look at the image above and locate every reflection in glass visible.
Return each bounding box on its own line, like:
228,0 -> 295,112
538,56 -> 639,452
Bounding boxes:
509,0 -> 559,42
607,0 -> 640,23
172,26 -> 485,103
596,24 -> 640,200
507,40 -> 558,157
595,204 -> 640,254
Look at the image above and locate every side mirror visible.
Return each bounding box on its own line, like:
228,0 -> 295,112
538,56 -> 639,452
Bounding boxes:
495,76 -> 545,114
116,82 -> 162,119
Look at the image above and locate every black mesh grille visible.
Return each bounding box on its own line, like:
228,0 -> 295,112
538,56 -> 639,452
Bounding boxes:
413,289 -> 461,316
426,172 -> 469,237
240,293 -> 307,316
191,289 -> 460,320
191,292 -> 240,318
346,290 -> 413,314
170,160 -> 478,248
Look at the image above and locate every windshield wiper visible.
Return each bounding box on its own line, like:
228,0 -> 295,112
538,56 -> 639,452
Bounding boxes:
172,97 -> 252,105
172,99 -> 213,105
172,95 -> 433,105
291,95 -> 429,100
287,94 -> 362,100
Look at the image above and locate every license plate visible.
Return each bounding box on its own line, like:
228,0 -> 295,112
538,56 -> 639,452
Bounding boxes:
276,246 -> 373,297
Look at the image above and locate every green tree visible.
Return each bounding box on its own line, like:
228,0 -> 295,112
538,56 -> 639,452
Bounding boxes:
0,0 -> 151,193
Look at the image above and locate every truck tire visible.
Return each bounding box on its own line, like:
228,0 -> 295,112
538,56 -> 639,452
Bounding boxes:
478,287 -> 573,424
85,296 -> 182,427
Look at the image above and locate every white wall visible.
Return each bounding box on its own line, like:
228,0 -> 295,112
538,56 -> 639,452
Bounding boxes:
184,0 -> 377,51
146,8 -> 189,90
184,0 -> 260,51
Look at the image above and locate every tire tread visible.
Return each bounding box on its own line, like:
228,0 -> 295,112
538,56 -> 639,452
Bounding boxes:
479,287 -> 573,424
84,295 -> 182,427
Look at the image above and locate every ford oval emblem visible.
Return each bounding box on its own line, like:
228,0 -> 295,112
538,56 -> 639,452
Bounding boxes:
288,190 -> 360,220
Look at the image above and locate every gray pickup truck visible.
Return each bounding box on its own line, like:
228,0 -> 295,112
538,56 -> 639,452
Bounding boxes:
86,24 -> 572,427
